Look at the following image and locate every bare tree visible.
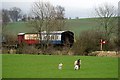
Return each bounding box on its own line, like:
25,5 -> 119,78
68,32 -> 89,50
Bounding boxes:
31,1 -> 45,33
2,9 -> 10,27
55,5 -> 66,30
9,7 -> 22,22
117,2 -> 120,51
95,3 -> 117,41
29,1 -> 66,48
2,9 -> 10,44
31,1 -> 65,32
31,1 -> 55,47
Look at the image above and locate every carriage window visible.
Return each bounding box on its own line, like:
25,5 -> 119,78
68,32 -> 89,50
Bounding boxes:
24,34 -> 39,40
55,35 -> 58,40
42,35 -> 59,40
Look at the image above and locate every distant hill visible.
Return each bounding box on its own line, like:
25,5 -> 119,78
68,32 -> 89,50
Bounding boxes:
66,18 -> 99,36
5,18 -> 99,38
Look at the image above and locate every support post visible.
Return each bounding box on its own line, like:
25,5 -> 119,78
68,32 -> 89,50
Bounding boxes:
100,39 -> 103,51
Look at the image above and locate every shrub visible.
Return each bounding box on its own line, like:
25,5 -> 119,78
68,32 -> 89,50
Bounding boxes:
72,30 -> 104,55
16,45 -> 40,54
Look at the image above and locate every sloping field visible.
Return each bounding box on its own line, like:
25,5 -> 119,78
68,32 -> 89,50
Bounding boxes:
6,22 -> 33,35
5,18 -> 99,37
66,18 -> 98,36
2,54 -> 118,78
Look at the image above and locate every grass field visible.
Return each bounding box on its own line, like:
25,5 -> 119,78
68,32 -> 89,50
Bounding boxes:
6,22 -> 33,35
66,18 -> 99,36
2,54 -> 118,78
0,54 -> 2,79
5,18 -> 99,37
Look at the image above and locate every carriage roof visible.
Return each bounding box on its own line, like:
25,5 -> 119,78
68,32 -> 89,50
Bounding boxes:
18,31 -> 73,35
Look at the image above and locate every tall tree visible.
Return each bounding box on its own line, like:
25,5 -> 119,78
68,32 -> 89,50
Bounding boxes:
55,5 -> 66,30
2,9 -> 17,49
2,9 -> 10,40
9,7 -> 21,22
95,4 -> 117,41
95,3 -> 117,50
29,1 -> 65,43
2,9 -> 10,26
117,2 -> 120,51
31,1 -> 65,32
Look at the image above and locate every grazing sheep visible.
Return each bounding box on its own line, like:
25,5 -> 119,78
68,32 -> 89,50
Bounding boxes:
74,59 -> 81,70
58,63 -> 63,70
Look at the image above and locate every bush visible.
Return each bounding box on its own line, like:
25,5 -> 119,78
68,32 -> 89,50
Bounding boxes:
72,30 -> 104,55
16,45 -> 40,54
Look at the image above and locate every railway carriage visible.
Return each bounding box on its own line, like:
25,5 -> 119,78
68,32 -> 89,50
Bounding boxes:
18,31 -> 74,47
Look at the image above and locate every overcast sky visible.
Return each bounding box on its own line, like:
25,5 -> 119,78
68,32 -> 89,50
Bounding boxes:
2,0 -> 120,18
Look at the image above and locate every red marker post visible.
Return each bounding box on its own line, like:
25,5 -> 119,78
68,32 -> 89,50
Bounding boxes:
100,39 -> 106,51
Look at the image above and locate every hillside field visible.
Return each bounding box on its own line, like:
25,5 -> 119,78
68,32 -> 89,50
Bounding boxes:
5,18 -> 99,37
2,54 -> 118,78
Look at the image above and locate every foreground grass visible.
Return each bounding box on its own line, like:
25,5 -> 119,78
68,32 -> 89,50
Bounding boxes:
0,54 -> 2,79
2,54 -> 118,78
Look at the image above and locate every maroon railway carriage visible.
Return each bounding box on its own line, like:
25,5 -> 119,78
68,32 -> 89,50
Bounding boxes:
18,31 -> 74,46
18,33 -> 40,45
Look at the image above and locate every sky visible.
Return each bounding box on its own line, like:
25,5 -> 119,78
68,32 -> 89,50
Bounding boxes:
2,0 -> 120,19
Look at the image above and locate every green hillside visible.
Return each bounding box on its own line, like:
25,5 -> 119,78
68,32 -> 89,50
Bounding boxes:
6,22 -> 33,35
5,18 -> 99,37
66,18 -> 98,36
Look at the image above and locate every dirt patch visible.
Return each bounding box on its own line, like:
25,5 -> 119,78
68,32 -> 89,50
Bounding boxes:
90,51 -> 119,57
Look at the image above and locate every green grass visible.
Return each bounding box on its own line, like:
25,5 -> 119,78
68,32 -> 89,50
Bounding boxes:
2,54 -> 118,78
0,54 -> 2,79
5,18 -> 99,37
6,22 -> 33,35
66,18 -> 99,36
